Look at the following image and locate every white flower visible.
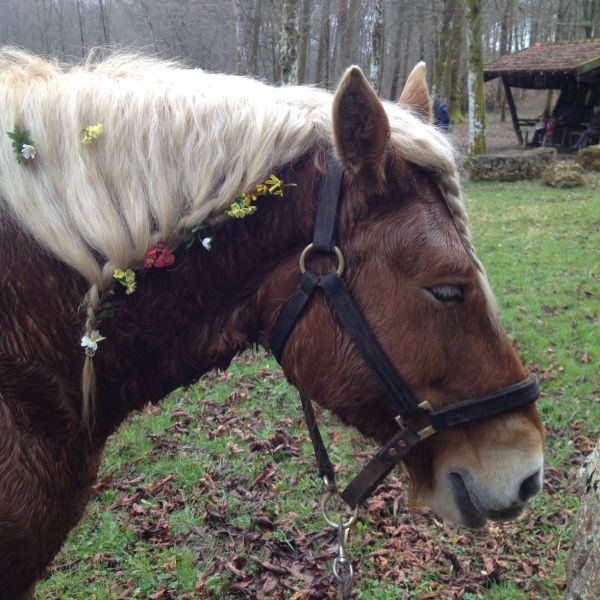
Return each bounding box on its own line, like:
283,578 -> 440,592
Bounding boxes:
201,237 -> 212,251
21,144 -> 36,160
80,330 -> 106,352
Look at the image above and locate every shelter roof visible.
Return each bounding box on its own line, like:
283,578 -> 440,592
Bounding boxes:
484,40 -> 600,87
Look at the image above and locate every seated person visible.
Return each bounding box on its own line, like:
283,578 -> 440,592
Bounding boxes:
573,106 -> 600,150
544,116 -> 559,146
529,112 -> 548,147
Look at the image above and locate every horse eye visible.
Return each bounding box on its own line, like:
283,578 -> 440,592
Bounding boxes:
427,285 -> 465,303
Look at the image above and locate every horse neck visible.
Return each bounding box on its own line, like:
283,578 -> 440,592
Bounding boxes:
92,155 -> 320,436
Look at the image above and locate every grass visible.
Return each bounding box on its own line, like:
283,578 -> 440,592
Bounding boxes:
36,173 -> 599,599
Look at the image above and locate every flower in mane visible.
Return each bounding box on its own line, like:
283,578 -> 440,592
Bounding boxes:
80,330 -> 106,355
113,268 -> 137,294
144,242 -> 175,269
21,144 -> 36,160
7,125 -> 36,163
226,174 -> 285,218
81,123 -> 103,145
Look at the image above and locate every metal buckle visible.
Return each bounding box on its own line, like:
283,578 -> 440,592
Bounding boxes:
299,243 -> 345,277
395,400 -> 436,440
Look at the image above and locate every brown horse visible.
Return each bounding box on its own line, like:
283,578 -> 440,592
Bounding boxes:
0,52 -> 543,598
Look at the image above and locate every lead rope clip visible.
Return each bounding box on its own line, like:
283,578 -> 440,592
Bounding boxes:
320,478 -> 358,600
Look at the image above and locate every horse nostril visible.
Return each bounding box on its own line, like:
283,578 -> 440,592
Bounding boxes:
519,470 -> 542,502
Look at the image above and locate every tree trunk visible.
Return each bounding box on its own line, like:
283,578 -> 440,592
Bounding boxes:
447,0 -> 466,124
333,0 -> 349,78
297,0 -> 311,83
566,438 -> 600,599
280,0 -> 299,84
234,0 -> 249,75
369,0 -> 384,93
99,0 -> 110,44
76,0 -> 86,57
496,0 -> 513,121
250,0 -> 262,75
582,0 -> 595,38
341,0 -> 360,68
467,0 -> 486,156
139,0 -> 158,54
432,0 -> 453,100
389,2 -> 405,101
316,0 -> 331,87
556,0 -> 571,41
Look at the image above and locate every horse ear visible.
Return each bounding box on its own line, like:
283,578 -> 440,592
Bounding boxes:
399,62 -> 432,123
332,66 -> 390,179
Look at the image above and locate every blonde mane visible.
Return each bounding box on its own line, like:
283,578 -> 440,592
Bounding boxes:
0,49 -> 493,415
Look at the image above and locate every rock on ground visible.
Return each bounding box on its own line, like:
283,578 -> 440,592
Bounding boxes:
575,145 -> 600,172
542,161 -> 586,188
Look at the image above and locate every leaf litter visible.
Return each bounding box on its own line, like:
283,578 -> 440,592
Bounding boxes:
43,353 -> 592,599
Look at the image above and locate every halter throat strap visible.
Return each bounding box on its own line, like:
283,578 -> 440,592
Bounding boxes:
269,154 -> 539,509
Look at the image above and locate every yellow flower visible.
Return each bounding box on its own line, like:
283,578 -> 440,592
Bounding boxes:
226,175 -> 287,219
82,123 -> 103,145
265,174 -> 283,191
113,267 -> 137,294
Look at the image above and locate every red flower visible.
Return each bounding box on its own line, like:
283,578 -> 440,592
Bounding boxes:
144,242 -> 175,269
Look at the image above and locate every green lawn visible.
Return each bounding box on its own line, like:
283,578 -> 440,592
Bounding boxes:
36,173 -> 599,599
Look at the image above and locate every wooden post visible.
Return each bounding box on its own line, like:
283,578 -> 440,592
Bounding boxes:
502,77 -> 523,146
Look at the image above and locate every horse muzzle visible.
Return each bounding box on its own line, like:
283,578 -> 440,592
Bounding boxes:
447,465 -> 543,529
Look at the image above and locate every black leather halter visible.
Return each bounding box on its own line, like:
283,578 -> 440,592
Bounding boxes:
269,155 -> 539,509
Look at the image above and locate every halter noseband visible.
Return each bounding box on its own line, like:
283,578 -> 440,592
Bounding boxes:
269,154 -> 539,509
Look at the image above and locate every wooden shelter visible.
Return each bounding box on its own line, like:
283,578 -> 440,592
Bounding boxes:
484,40 -> 600,145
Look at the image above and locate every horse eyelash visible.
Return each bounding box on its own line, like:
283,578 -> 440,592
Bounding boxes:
427,285 -> 465,303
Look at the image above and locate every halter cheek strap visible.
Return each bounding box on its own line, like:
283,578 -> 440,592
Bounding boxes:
269,153 -> 539,509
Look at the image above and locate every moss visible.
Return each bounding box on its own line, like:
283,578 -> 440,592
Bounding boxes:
575,144 -> 600,172
542,161 -> 586,188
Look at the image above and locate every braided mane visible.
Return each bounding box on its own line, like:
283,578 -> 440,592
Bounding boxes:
0,49 -> 494,414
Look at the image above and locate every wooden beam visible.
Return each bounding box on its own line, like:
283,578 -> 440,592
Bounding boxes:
502,76 -> 523,146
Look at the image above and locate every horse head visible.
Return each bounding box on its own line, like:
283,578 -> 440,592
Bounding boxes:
267,65 -> 544,529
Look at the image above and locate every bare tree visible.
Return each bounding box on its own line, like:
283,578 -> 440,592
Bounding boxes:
467,0 -> 487,155
99,0 -> 110,45
234,0 -> 249,74
447,0 -> 466,124
431,0 -> 453,100
316,0 -> 331,87
496,0 -> 514,120
297,0 -> 311,83
280,0 -> 299,84
76,0 -> 86,57
388,0 -> 406,101
250,0 -> 262,74
368,0 -> 384,93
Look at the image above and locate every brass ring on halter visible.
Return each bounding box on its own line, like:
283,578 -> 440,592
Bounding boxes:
320,490 -> 359,529
299,243 -> 345,278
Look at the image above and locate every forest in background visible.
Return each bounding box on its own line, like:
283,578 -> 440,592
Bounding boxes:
0,0 -> 598,117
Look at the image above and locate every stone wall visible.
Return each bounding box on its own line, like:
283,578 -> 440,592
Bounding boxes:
466,148 -> 557,181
